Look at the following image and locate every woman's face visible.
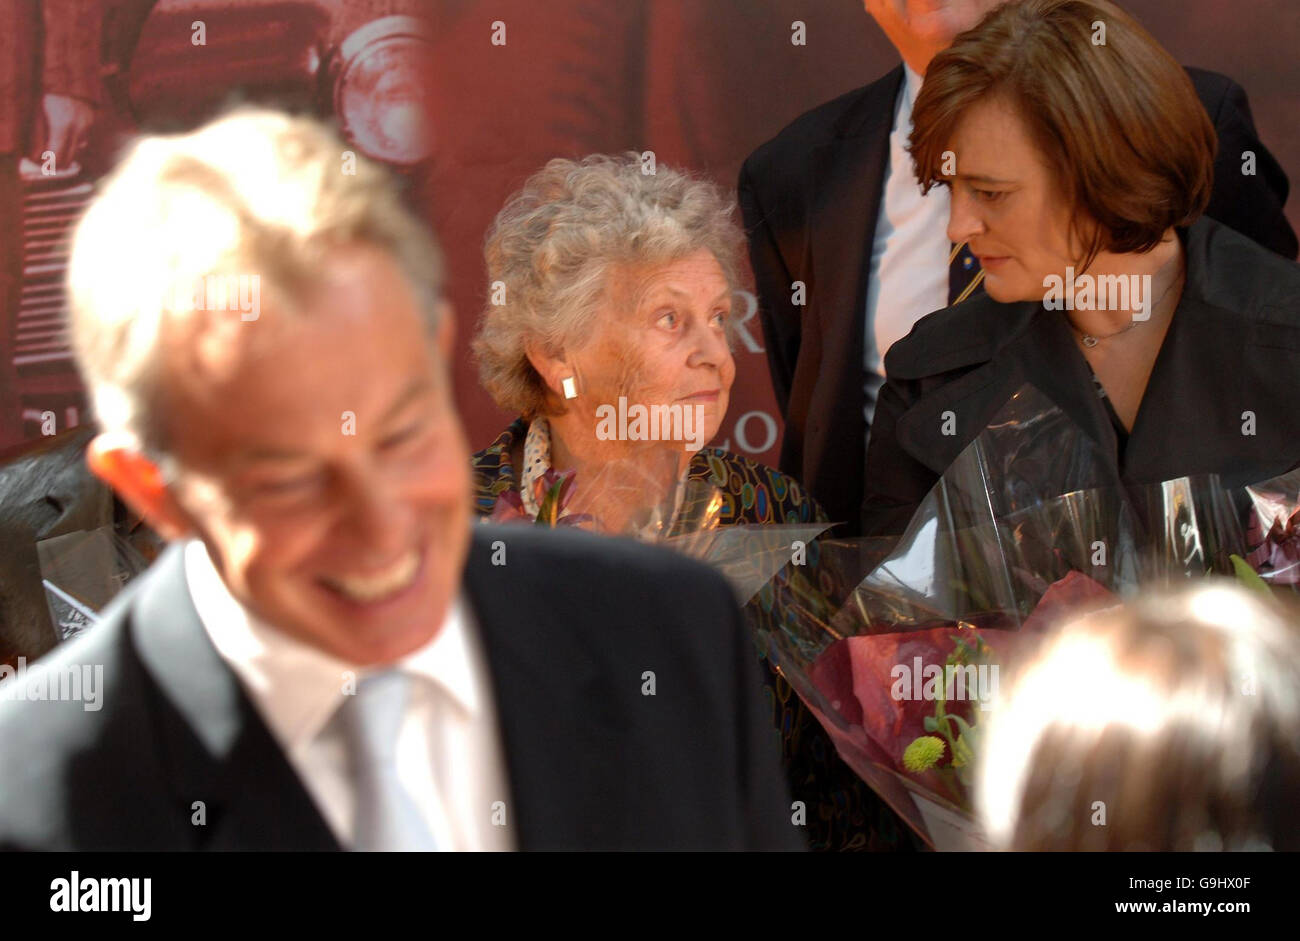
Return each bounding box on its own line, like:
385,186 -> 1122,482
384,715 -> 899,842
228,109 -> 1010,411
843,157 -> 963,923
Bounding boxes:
942,95 -> 1083,303
571,248 -> 735,454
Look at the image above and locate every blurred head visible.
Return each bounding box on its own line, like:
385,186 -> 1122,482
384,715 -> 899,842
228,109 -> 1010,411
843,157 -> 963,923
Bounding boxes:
978,583 -> 1300,850
863,0 -> 1008,74
68,109 -> 471,666
908,0 -> 1215,302
473,153 -> 743,462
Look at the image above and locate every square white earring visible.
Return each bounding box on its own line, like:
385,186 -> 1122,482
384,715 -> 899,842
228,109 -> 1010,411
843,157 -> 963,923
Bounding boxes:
561,376 -> 578,399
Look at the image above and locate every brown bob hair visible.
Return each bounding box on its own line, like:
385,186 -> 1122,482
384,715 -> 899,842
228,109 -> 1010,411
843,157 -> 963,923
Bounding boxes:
909,0 -> 1217,270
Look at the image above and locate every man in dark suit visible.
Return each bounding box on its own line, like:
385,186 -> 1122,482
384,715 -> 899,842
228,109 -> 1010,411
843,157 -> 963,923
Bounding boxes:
0,108 -> 800,851
739,0 -> 1298,535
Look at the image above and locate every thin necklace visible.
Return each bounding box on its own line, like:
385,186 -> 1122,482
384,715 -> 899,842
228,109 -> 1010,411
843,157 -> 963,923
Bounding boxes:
1077,319 -> 1139,348
1072,262 -> 1182,348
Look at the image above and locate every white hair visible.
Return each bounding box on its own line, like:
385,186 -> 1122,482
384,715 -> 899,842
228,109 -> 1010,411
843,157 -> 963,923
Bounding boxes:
472,152 -> 748,419
67,107 -> 444,454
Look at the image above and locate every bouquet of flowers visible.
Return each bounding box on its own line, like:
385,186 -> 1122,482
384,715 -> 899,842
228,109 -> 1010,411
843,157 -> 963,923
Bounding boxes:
749,384 -> 1300,849
489,467 -> 595,528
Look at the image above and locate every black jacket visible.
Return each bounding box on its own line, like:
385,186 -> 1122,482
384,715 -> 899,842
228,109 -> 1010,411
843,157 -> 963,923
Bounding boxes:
740,65 -> 1298,535
861,217 -> 1300,537
0,525 -> 802,851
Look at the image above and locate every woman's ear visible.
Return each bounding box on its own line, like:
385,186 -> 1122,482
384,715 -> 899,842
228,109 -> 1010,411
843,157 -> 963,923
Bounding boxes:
524,340 -> 574,400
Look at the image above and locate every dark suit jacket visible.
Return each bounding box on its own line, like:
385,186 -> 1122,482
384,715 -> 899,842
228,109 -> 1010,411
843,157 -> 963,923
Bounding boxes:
860,216 -> 1300,537
0,524 -> 802,851
740,65 -> 1298,535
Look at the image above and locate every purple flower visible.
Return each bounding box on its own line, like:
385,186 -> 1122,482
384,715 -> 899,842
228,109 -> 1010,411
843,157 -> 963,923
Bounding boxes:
488,490 -> 532,524
1246,507 -> 1300,585
490,470 -> 594,528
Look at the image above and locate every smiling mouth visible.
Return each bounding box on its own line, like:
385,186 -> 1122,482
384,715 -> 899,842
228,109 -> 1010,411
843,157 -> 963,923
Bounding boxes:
321,548 -> 422,604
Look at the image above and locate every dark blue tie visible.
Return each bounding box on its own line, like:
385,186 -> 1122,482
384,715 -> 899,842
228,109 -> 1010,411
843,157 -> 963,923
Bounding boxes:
948,241 -> 984,306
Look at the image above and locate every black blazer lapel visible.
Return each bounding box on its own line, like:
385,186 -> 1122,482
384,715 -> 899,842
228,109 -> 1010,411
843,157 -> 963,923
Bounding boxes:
802,66 -> 901,528
461,527 -> 613,851
893,307 -> 1121,480
130,544 -> 340,850
1125,289 -> 1300,488
868,218 -> 1300,537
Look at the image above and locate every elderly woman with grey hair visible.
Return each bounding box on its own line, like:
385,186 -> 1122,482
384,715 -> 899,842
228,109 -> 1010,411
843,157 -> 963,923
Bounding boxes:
471,152 -> 820,535
471,153 -> 912,853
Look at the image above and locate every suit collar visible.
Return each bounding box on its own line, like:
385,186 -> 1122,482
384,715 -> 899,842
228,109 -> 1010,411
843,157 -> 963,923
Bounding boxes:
808,70 -> 899,318
131,543 -> 341,850
134,543 -> 252,760
892,308 -> 1118,477
461,525 -> 611,850
809,65 -> 903,337
182,538 -> 354,751
886,218 -> 1226,382
888,218 -> 1295,486
830,65 -> 904,139
802,68 -> 902,526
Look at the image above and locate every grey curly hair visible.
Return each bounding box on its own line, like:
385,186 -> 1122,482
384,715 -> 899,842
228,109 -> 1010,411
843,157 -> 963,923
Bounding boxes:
472,152 -> 748,419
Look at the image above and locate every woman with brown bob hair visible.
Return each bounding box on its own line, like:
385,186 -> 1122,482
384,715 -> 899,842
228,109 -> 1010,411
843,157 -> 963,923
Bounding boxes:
861,0 -> 1300,537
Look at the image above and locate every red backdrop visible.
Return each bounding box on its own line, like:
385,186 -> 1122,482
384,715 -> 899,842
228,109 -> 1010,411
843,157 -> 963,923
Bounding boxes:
2,0 -> 1297,467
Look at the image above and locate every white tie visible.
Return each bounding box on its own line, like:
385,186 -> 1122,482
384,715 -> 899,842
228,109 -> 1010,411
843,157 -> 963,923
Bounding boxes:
336,670 -> 439,851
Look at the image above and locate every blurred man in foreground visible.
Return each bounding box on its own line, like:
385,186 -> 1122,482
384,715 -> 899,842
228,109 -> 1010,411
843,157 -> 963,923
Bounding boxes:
0,109 -> 799,851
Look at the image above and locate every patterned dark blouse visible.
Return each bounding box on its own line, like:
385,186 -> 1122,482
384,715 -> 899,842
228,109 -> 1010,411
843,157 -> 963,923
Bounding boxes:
472,419 -> 918,852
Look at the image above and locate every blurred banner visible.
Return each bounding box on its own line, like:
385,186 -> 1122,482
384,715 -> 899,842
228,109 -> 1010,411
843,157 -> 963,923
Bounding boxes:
1,0 -> 1296,469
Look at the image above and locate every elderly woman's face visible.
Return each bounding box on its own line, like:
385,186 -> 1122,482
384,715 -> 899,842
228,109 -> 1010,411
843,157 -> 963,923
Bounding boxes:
575,248 -> 735,452
942,95 -> 1081,303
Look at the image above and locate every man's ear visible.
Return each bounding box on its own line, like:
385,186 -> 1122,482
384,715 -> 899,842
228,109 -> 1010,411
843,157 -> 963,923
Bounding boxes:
85,433 -> 193,542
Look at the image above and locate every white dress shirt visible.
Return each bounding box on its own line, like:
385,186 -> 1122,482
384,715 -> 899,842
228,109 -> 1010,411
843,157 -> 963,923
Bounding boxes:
862,65 -> 952,425
184,539 -> 515,851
